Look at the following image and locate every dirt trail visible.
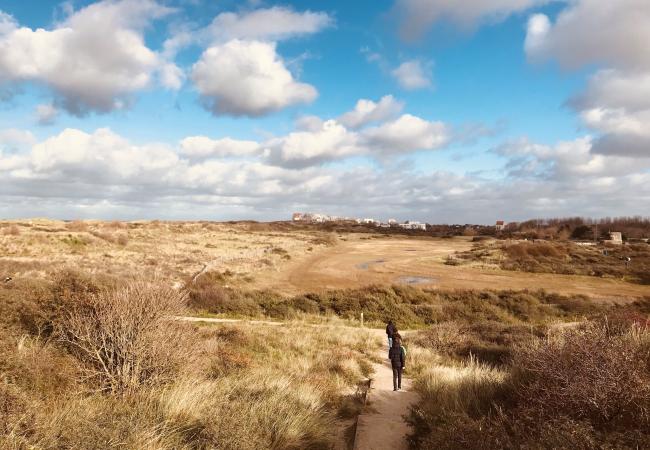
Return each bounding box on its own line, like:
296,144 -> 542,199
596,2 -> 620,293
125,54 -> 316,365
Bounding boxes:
354,350 -> 419,450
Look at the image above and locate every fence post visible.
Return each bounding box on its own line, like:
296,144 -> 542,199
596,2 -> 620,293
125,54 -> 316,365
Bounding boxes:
360,312 -> 364,328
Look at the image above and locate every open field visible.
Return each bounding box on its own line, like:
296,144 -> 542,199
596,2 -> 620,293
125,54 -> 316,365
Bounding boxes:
0,219 -> 331,285
3,220 -> 648,302
2,219 -> 650,449
258,235 -> 650,301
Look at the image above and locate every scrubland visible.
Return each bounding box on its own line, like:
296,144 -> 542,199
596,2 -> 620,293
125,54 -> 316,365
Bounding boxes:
0,219 -> 332,285
455,239 -> 650,284
0,272 -> 378,449
406,304 -> 650,449
2,219 -> 650,449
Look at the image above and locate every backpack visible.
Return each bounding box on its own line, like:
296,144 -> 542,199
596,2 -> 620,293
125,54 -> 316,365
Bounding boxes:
400,345 -> 406,360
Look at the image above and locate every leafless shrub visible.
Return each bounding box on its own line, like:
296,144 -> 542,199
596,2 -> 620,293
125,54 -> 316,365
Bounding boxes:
65,220 -> 88,232
116,233 -> 128,246
511,323 -> 650,428
55,281 -> 188,394
90,230 -> 116,244
104,220 -> 126,229
2,225 -> 20,236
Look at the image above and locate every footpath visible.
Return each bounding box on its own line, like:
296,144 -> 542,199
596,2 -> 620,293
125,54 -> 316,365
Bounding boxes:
353,350 -> 419,450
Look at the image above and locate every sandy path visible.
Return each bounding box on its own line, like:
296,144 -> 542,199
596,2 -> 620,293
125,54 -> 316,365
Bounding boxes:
354,350 -> 419,450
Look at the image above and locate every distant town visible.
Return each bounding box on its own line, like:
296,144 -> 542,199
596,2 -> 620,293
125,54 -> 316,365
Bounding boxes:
292,212 -> 432,230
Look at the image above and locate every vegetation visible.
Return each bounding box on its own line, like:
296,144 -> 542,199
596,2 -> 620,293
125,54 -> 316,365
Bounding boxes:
187,280 -> 606,328
502,216 -> 650,240
456,240 -> 650,284
0,271 -> 378,449
408,319 -> 650,449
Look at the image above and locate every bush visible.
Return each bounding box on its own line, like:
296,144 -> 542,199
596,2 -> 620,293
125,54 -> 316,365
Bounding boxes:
2,225 -> 20,236
55,281 -> 188,394
65,220 -> 88,232
511,323 -> 650,429
410,321 -> 650,449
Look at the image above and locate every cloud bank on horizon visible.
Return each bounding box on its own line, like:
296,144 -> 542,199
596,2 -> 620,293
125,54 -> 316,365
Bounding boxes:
0,0 -> 648,223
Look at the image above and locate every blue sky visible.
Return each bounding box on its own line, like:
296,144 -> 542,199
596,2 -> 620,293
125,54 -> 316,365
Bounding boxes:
0,0 -> 648,223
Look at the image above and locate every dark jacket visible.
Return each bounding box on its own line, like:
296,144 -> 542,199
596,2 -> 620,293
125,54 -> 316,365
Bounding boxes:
389,344 -> 405,369
386,323 -> 396,338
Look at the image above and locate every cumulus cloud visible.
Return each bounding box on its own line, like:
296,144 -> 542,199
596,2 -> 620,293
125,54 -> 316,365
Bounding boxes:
391,60 -> 432,90
264,107 -> 450,167
264,120 -> 361,167
206,7 -> 332,42
0,0 -> 180,115
525,0 -> 650,70
525,0 -> 650,159
0,128 -> 37,151
395,0 -> 547,40
2,127 -> 650,222
362,114 -> 449,155
35,103 -> 59,125
338,95 -> 404,129
180,136 -> 261,159
191,40 -> 317,117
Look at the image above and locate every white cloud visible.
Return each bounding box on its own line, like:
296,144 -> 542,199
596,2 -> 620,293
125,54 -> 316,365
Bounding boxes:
362,114 -> 449,155
2,127 -> 650,222
0,128 -> 37,151
574,70 -> 650,113
0,0 -> 179,115
525,0 -> 650,70
180,136 -> 260,159
206,7 -> 332,42
35,103 -> 59,125
395,0 -> 547,40
191,40 -> 317,117
525,1 -> 650,159
580,108 -> 650,139
264,120 -> 361,167
28,128 -> 179,181
391,60 -> 432,90
338,95 -> 404,129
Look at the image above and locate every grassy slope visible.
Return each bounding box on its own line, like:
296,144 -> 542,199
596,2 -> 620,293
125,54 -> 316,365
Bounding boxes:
0,273 -> 379,449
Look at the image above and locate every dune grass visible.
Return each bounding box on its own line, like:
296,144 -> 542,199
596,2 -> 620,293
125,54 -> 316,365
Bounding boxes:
0,272 -> 380,449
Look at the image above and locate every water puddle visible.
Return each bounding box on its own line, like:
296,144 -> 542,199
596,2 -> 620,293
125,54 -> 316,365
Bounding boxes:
396,276 -> 437,285
355,259 -> 385,270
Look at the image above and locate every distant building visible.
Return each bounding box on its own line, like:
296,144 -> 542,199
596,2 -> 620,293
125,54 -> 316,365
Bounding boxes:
604,231 -> 623,245
292,212 -> 304,221
495,220 -> 506,231
399,221 -> 426,231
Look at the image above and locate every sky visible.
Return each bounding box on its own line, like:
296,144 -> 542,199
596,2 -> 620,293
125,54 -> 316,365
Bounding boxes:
0,0 -> 648,224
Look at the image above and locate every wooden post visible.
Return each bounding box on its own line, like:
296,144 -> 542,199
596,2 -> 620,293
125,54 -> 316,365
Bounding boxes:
360,312 -> 364,328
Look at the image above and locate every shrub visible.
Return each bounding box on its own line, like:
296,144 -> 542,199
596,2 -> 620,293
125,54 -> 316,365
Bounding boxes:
55,281 -> 188,394
65,220 -> 88,232
2,225 -> 20,236
116,233 -> 128,246
511,323 -> 650,429
410,321 -> 650,449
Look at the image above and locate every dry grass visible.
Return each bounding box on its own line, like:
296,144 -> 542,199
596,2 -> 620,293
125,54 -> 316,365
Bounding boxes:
2,225 -> 20,236
457,239 -> 650,284
0,272 -> 379,449
408,319 -> 650,449
65,220 -> 89,232
0,219 -> 327,285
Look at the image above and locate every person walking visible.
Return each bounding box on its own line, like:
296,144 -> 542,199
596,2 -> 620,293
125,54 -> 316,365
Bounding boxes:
389,336 -> 405,391
386,320 -> 396,350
